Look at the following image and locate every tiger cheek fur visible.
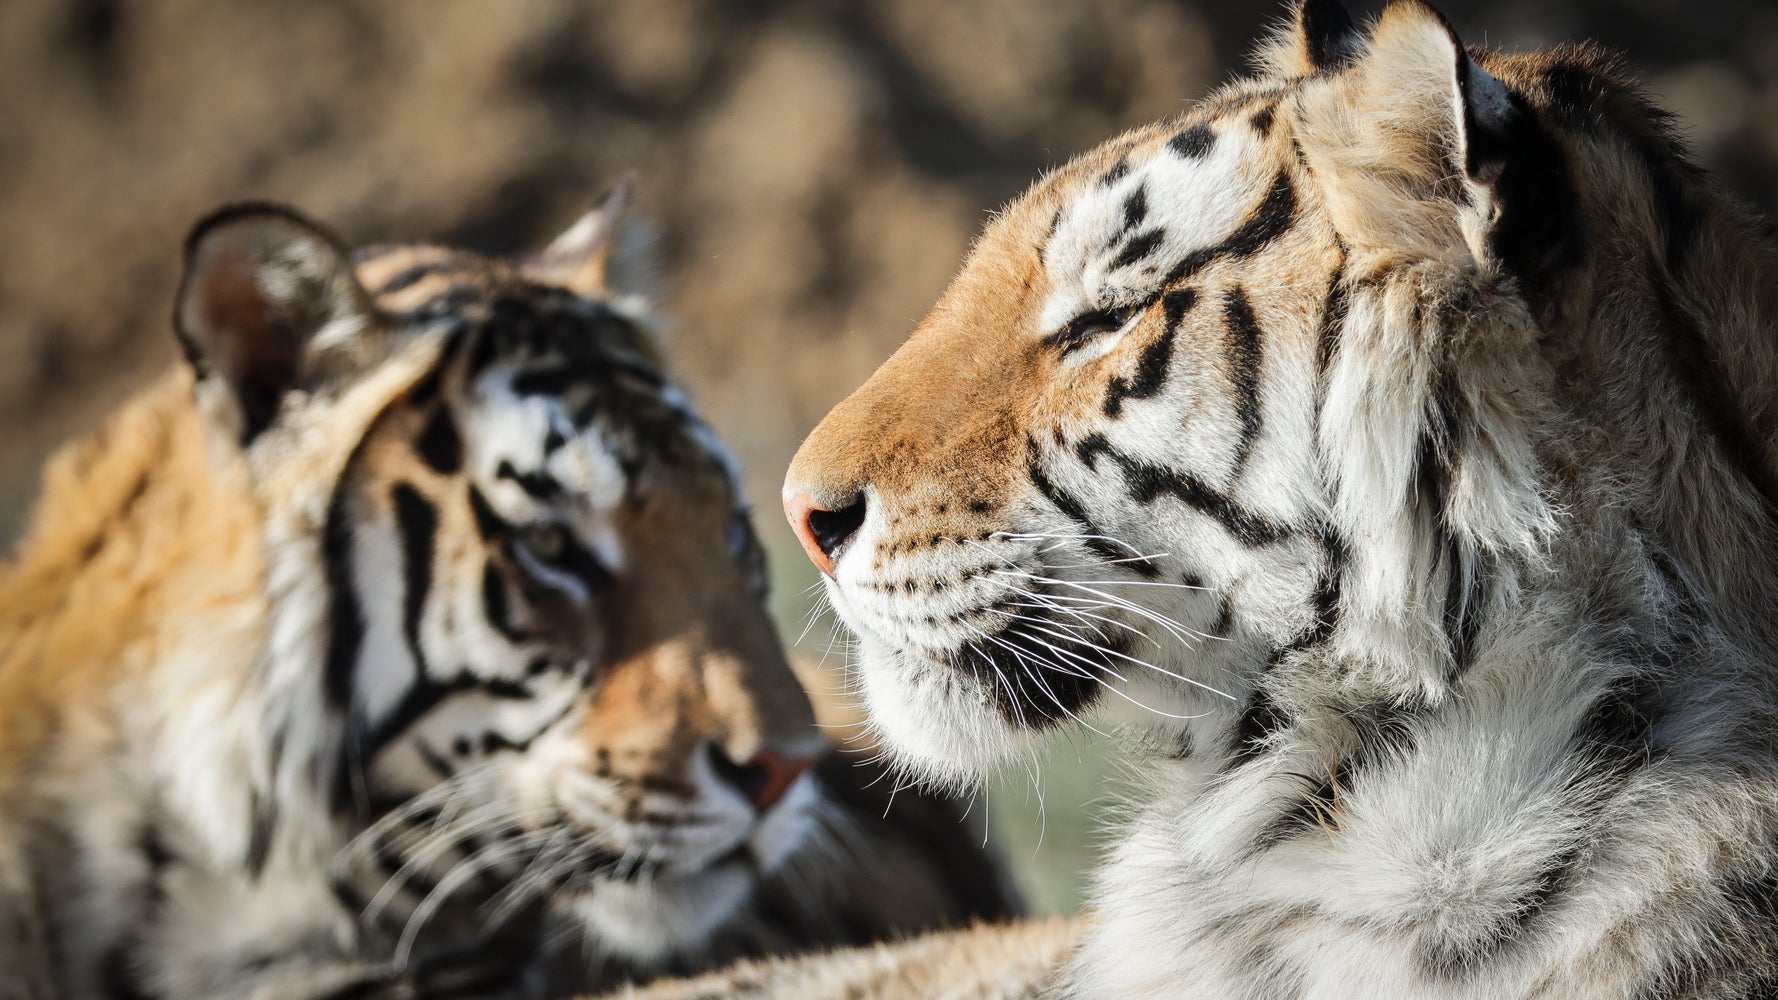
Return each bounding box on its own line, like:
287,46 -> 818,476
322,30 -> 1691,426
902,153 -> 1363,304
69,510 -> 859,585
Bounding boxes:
787,91 -> 1347,785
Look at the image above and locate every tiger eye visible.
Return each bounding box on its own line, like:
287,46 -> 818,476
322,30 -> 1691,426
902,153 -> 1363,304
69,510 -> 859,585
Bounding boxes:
519,522 -> 572,564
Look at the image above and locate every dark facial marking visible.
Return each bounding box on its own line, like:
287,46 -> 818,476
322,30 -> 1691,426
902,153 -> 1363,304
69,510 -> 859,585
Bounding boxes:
1169,123 -> 1215,159
511,366 -> 579,397
1122,186 -> 1149,232
415,407 -> 463,476
322,482 -> 367,711
1028,446 -> 1161,577
391,483 -> 438,672
1222,288 -> 1265,479
481,562 -> 529,644
496,459 -> 559,500
466,485 -> 505,543
1075,433 -> 1291,547
1103,290 -> 1194,418
1111,229 -> 1167,272
1100,155 -> 1131,187
1166,172 -> 1297,285
1250,103 -> 1277,136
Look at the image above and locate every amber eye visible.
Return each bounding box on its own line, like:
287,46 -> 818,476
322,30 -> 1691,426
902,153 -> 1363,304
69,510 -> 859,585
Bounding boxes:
1048,303 -> 1143,354
516,522 -> 573,567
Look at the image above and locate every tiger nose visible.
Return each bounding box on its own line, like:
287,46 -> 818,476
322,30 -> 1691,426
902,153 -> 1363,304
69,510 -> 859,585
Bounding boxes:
783,491 -> 866,576
705,744 -> 818,812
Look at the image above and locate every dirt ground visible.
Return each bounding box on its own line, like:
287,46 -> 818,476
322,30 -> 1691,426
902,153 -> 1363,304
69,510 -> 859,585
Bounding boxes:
3,0 -> 1776,910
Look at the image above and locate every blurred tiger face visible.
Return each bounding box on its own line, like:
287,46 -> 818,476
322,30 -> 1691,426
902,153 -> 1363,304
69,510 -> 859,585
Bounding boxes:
177,192 -> 825,960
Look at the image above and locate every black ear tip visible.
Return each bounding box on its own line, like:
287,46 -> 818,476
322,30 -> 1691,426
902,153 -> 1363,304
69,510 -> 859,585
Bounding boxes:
1298,0 -> 1359,70
1299,0 -> 1355,36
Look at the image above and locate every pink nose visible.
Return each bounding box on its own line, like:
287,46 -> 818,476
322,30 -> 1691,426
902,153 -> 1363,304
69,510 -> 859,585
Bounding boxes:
783,490 -> 868,575
707,744 -> 820,812
783,491 -> 836,576
747,749 -> 817,812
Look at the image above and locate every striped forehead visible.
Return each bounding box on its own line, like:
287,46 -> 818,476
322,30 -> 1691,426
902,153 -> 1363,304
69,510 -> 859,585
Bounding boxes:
1040,118 -> 1280,332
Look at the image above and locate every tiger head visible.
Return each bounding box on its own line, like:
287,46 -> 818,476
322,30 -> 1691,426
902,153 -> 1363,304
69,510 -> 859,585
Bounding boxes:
783,0 -> 1746,786
175,185 -> 823,959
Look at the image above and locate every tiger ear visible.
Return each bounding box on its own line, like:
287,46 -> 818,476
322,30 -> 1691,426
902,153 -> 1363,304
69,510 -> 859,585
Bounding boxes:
1365,1 -> 1515,183
1262,0 -> 1362,77
1297,1 -> 1519,256
524,176 -> 653,299
175,203 -> 376,445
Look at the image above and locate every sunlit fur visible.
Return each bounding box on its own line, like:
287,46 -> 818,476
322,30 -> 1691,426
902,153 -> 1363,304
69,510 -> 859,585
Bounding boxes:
783,1 -> 1778,996
0,198 -> 1013,999
596,916 -> 1082,1000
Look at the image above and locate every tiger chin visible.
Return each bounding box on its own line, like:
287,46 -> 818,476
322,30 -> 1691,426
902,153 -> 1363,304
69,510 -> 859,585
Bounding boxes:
0,186 -> 1013,999
777,1 -> 1778,997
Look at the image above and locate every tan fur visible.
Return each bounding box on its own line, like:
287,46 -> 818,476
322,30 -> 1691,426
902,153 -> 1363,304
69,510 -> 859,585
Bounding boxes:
593,917 -> 1083,1000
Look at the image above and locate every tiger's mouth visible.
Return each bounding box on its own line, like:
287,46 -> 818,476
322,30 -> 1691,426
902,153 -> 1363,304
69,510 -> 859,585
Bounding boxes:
560,774 -> 819,961
825,531 -> 1218,784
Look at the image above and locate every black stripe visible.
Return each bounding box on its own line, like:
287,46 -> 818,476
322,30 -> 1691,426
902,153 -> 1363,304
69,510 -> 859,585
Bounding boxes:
1253,703 -> 1409,851
496,460 -> 559,500
466,485 -> 505,543
1209,594 -> 1235,638
1415,369 -> 1485,674
478,694 -> 581,756
415,407 -> 462,475
246,793 -> 274,878
1099,155 -> 1130,187
481,563 -> 529,643
1228,687 -> 1290,766
1479,87 -> 1583,300
1299,0 -> 1357,72
1253,764 -> 1346,849
1121,185 -> 1149,231
360,670 -> 542,774
1111,229 -> 1165,271
323,482 -> 366,710
1249,103 -> 1277,136
1169,123 -> 1214,159
1075,434 -> 1291,547
1103,290 -> 1193,418
102,943 -> 156,1000
392,483 -> 438,672
1028,452 -> 1160,576
1268,527 -> 1344,669
511,366 -> 579,397
1222,288 -> 1264,479
1166,172 -> 1297,285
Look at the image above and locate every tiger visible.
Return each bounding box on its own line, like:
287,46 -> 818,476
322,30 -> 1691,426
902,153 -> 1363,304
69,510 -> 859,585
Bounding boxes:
0,185 -> 1015,1000
757,0 -> 1778,996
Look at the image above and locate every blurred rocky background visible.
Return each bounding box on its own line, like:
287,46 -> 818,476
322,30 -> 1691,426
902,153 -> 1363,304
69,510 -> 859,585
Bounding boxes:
2,0 -> 1773,911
